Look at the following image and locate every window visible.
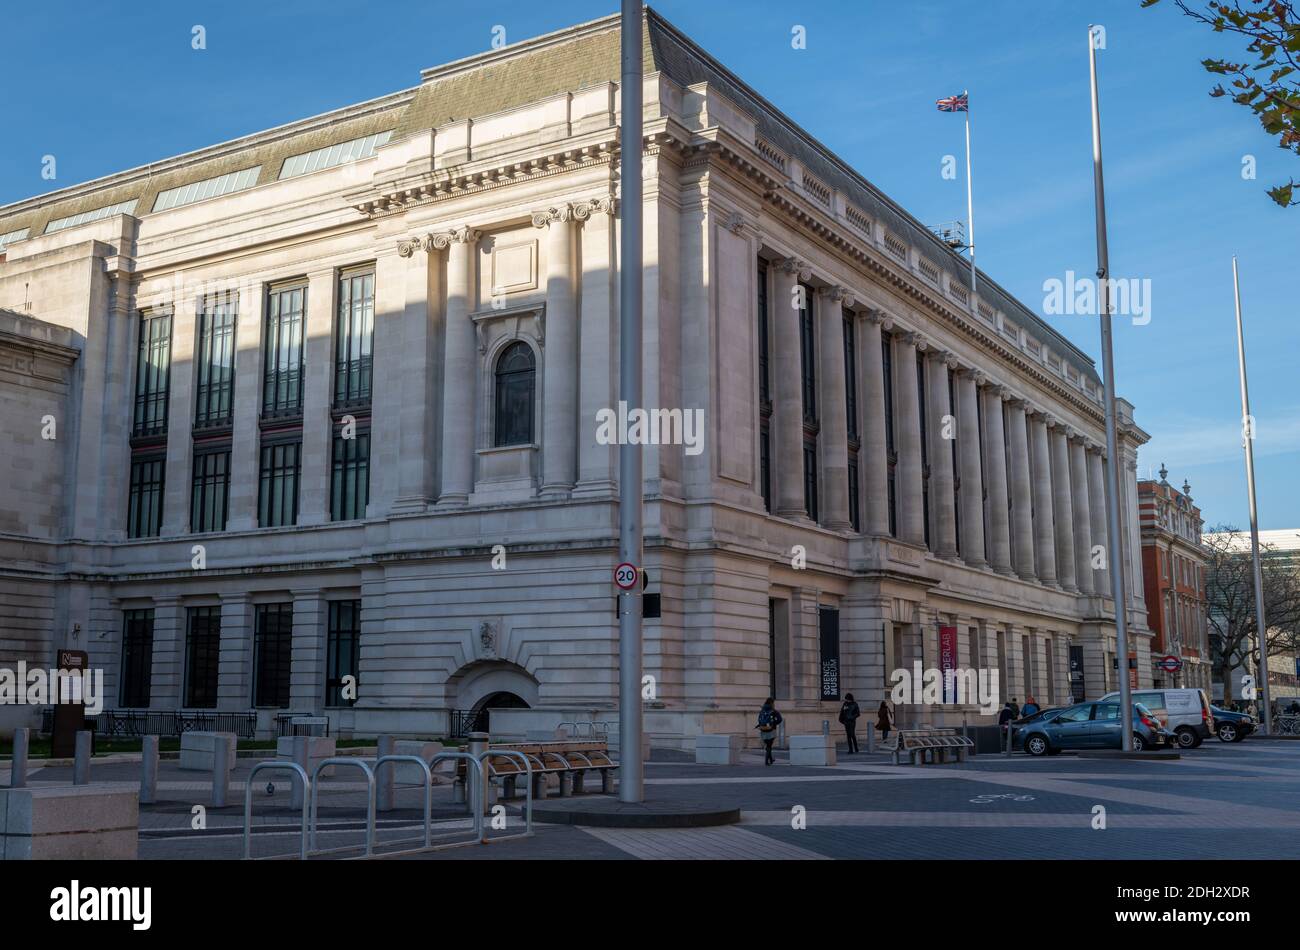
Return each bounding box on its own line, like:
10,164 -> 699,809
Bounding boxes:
758,260 -> 772,512
262,284 -> 306,417
191,447 -> 230,533
798,285 -> 816,423
917,352 -> 930,548
279,131 -> 393,180
152,167 -> 261,213
133,311 -> 172,436
843,313 -> 858,439
949,366 -> 960,551
258,440 -> 301,527
127,455 -> 166,538
882,330 -> 897,536
119,609 -> 154,708
1057,704 -> 1092,724
335,270 -> 374,407
331,427 -> 370,521
759,428 -> 772,513
803,439 -> 819,523
494,342 -> 535,447
848,456 -> 860,532
184,606 -> 221,709
326,601 -> 361,707
194,294 -> 237,427
253,603 -> 293,708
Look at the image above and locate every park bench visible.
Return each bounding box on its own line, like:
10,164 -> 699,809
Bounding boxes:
454,739 -> 618,800
878,727 -> 975,765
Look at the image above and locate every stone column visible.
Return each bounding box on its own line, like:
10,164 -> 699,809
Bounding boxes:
1029,411 -> 1058,587
817,286 -> 852,530
149,596 -> 184,709
160,296 -> 197,536
861,310 -> 891,536
927,351 -> 958,558
298,268 -> 336,525
101,271 -> 135,541
772,259 -> 809,519
218,593 -> 253,711
226,286 -> 264,531
893,332 -> 925,545
1005,396 -> 1035,581
955,368 -> 986,568
365,249 -> 406,516
1049,423 -> 1078,593
435,226 -> 480,508
982,386 -> 1013,575
1069,435 -> 1094,595
574,196 -> 618,496
536,205 -> 578,497
290,589 -> 327,714
1087,444 -> 1110,595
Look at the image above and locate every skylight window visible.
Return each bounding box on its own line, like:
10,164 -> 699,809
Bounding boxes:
278,131 -> 392,180
45,199 -> 139,234
152,166 -> 262,212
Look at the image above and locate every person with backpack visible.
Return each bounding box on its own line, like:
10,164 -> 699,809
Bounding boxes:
838,693 -> 861,754
756,697 -> 783,765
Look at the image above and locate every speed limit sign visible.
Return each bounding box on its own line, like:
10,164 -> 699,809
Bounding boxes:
614,562 -> 639,590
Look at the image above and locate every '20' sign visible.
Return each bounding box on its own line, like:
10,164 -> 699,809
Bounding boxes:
614,563 -> 639,590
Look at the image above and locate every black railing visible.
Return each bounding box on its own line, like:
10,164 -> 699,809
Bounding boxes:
39,708 -> 257,739
448,709 -> 488,738
274,713 -> 331,738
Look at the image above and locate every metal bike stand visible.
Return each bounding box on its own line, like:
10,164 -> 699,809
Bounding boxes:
243,761 -> 311,860
476,749 -> 534,843
372,754 -> 434,852
308,757 -> 376,858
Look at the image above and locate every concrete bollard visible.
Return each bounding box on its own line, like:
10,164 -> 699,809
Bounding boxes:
376,735 -> 395,812
140,736 -> 159,804
73,731 -> 92,785
289,736 -> 309,810
10,727 -> 29,788
466,732 -> 489,818
211,735 -> 231,807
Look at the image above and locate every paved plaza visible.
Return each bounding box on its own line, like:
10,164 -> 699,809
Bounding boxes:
9,738 -> 1300,861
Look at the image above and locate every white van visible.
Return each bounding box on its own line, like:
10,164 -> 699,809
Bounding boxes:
1096,688 -> 1215,748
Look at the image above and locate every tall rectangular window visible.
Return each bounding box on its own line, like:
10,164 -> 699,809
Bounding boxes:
326,600 -> 361,707
757,260 -> 773,512
335,270 -> 375,407
127,455 -> 166,538
259,439 -> 301,527
253,602 -> 293,708
331,428 -> 370,521
844,310 -> 859,532
133,311 -> 172,436
194,294 -> 237,428
759,429 -> 772,513
882,331 -> 897,537
184,606 -> 221,709
848,456 -> 860,533
191,447 -> 230,533
949,366 -> 960,552
803,439 -> 819,523
798,285 -> 817,423
119,609 -> 154,708
917,352 -> 931,549
262,284 -> 306,417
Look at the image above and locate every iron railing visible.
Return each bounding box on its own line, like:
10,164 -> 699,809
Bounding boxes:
274,713 -> 331,738
39,708 -> 257,739
448,709 -> 488,738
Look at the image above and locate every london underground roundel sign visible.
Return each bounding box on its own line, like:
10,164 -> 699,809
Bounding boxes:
614,562 -> 639,590
1159,655 -> 1182,673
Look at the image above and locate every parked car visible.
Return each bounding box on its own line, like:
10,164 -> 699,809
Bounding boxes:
1017,701 -> 1172,755
1210,705 -> 1256,743
1097,688 -> 1214,749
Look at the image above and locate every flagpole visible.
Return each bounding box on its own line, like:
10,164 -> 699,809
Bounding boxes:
1233,256 -> 1272,735
1088,25 -> 1134,752
964,89 -> 976,303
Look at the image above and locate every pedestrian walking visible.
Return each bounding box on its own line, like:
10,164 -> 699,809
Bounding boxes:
839,693 -> 861,754
876,699 -> 894,742
1009,697 -> 1021,720
756,697 -> 783,766
1022,695 -> 1040,717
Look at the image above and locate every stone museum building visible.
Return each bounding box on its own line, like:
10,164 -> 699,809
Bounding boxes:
0,7 -> 1153,744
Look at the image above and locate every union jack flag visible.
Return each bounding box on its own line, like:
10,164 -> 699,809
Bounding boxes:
936,93 -> 968,112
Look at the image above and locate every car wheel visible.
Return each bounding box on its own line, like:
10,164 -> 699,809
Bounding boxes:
1024,734 -> 1050,757
1131,733 -> 1146,752
1175,726 -> 1198,749
1218,723 -> 1238,743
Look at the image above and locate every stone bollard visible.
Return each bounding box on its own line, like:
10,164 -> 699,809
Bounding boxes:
466,732 -> 490,818
211,735 -> 231,807
140,736 -> 159,804
10,727 -> 29,788
289,736 -> 309,810
376,735 -> 395,813
73,731 -> 92,785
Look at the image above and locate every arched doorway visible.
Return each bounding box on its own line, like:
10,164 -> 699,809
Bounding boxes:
465,690 -> 530,734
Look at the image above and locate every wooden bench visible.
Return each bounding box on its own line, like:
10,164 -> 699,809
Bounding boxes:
454,740 -> 618,800
880,728 -> 975,765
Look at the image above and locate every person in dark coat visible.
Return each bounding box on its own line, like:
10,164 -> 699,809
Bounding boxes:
756,698 -> 783,766
838,693 -> 861,754
1008,697 -> 1021,720
876,700 -> 894,741
998,701 -> 1016,751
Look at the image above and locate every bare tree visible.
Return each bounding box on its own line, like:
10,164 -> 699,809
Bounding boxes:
1204,524 -> 1300,703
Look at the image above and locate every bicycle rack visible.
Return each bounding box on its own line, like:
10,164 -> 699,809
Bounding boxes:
372,754 -> 434,852
308,757 -> 376,858
243,761 -> 311,860
478,749 -> 534,843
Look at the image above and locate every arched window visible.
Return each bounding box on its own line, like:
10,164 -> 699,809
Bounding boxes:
494,341 -> 535,447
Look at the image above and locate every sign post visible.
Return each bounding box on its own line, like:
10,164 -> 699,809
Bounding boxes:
51,649 -> 89,759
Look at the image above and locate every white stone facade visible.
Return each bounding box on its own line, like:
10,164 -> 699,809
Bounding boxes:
0,10 -> 1152,744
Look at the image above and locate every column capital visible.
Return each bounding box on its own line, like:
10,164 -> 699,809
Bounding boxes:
898,330 -> 927,350
928,348 -> 957,368
430,225 -> 482,250
816,284 -> 856,307
863,307 -> 893,329
531,203 -> 576,228
775,257 -> 812,281
573,194 -> 617,219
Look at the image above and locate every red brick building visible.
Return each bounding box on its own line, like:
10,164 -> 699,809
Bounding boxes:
1138,467 -> 1211,691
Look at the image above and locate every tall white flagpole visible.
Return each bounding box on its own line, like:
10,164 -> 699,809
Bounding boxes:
964,89 -> 976,303
1088,26 -> 1134,751
1233,256 -> 1272,735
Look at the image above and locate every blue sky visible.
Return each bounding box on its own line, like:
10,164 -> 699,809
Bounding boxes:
2,0 -> 1296,528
